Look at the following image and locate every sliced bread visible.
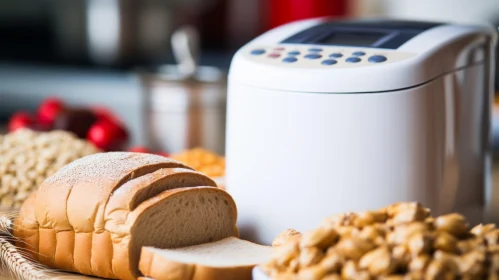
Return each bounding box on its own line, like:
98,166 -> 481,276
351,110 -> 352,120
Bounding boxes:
139,237 -> 274,280
112,186 -> 238,279
14,152 -> 238,280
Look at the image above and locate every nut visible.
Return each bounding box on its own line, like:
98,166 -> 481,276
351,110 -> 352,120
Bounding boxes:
273,229 -> 302,247
263,201 -> 499,279
297,265 -> 327,280
408,254 -> 430,272
392,245 -> 411,268
379,276 -> 404,280
272,272 -> 297,280
300,227 -> 338,250
434,231 -> 458,253
387,222 -> 428,245
322,213 -> 358,228
319,251 -> 343,274
334,237 -> 375,261
407,232 -> 433,256
322,275 -> 342,280
272,239 -> 299,267
457,250 -> 486,277
299,247 -> 324,268
353,211 -> 387,227
386,202 -> 429,224
341,261 -> 369,280
457,236 -> 485,254
485,229 -> 499,246
471,224 -> 496,236
359,246 -> 395,276
435,213 -> 468,237
425,258 -> 458,280
359,225 -> 386,243
335,226 -> 360,237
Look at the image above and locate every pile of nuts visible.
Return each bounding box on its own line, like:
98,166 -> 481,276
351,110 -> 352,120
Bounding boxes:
263,202 -> 499,280
171,147 -> 225,179
0,129 -> 100,208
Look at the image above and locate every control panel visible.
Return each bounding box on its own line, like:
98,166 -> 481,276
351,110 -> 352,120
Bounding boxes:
243,45 -> 417,69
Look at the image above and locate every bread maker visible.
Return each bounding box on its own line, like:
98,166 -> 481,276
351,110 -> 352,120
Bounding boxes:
225,18 -> 498,245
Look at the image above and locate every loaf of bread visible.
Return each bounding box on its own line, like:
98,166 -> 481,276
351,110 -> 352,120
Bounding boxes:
139,237 -> 274,280
13,152 -> 238,279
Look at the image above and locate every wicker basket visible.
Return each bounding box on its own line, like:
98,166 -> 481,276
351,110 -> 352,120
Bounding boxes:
0,209 -> 103,280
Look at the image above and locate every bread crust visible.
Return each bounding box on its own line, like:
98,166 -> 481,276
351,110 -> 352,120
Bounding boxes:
13,192 -> 39,262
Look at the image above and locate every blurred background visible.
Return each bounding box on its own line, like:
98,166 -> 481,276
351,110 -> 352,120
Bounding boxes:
0,0 -> 498,155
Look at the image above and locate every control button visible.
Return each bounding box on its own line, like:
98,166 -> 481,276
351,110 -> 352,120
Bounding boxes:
287,51 -> 301,56
352,51 -> 366,56
321,59 -> 337,65
308,48 -> 323,52
304,54 -> 322,59
274,47 -> 285,51
282,57 -> 298,63
368,55 -> 387,63
268,53 -> 281,58
250,49 -> 265,55
329,53 -> 343,58
346,57 -> 361,63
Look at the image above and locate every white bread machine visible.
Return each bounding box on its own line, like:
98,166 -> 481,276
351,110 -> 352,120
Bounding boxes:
225,19 -> 498,244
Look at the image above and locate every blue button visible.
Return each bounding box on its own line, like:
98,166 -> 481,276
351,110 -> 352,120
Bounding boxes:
287,51 -> 300,56
282,57 -> 298,63
304,54 -> 322,59
368,55 -> 387,63
321,59 -> 337,65
329,53 -> 343,58
308,48 -> 323,52
250,49 -> 265,55
352,51 -> 366,56
346,57 -> 361,63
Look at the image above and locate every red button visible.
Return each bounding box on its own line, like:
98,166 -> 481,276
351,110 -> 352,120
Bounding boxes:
268,53 -> 281,58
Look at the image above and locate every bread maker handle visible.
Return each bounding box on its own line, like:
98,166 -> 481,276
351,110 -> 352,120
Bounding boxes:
438,75 -> 460,214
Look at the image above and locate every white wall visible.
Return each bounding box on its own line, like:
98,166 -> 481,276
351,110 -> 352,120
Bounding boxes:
351,0 -> 499,25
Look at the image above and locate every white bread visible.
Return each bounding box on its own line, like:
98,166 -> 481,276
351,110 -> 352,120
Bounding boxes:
13,152 -> 238,279
139,237 -> 274,280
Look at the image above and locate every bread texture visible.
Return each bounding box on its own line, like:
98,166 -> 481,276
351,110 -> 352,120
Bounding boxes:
13,152 -> 238,279
139,237 -> 274,280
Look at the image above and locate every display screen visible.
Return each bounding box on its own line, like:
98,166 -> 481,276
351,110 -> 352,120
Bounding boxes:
317,31 -> 388,47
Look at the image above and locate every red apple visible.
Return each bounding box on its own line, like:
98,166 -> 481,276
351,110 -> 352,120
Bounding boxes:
37,97 -> 65,128
53,108 -> 97,138
87,120 -> 128,151
8,111 -> 34,132
128,146 -> 150,153
91,106 -> 120,124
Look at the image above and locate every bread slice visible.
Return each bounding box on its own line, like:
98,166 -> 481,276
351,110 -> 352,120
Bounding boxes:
111,187 -> 238,279
139,237 -> 274,280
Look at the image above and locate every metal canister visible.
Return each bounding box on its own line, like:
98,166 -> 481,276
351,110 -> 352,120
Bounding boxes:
139,26 -> 227,155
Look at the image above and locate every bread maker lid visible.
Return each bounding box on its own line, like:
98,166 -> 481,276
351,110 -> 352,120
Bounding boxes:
228,19 -> 496,93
